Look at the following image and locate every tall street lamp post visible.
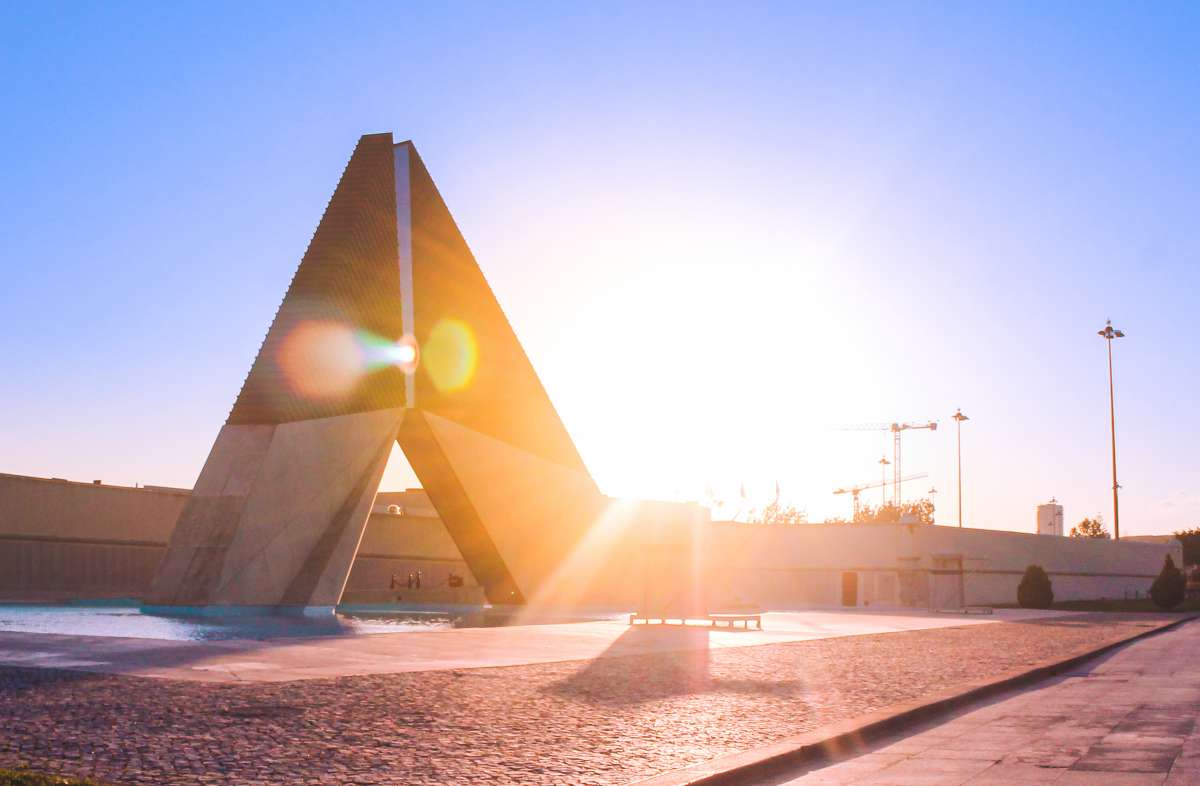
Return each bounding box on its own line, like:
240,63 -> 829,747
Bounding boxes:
953,409 -> 968,527
878,455 -> 890,507
1098,320 -> 1125,540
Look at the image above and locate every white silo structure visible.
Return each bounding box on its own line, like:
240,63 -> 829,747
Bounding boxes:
1037,499 -> 1064,536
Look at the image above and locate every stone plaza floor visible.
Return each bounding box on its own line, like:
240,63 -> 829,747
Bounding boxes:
775,615 -> 1200,785
0,611 -> 1181,785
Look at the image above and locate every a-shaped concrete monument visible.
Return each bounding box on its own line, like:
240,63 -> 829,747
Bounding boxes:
146,133 -> 607,610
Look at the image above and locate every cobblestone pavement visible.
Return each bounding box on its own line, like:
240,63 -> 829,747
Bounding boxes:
0,615 -> 1175,786
776,617 -> 1200,785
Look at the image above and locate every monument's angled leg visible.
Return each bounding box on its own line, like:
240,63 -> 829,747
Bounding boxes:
396,411 -> 526,605
398,410 -> 607,607
144,409 -> 402,609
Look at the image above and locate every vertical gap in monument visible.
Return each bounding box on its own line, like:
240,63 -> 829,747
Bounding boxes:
394,140 -> 416,408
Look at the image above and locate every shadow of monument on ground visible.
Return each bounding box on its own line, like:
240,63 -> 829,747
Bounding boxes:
545,625 -> 805,706
0,632 -> 291,696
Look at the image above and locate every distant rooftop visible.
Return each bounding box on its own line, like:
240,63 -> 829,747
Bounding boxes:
0,472 -> 190,494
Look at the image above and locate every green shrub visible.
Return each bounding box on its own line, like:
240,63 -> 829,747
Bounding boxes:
1017,564 -> 1054,609
1150,554 -> 1186,610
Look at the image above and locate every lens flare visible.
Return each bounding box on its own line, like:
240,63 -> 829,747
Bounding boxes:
423,319 -> 478,392
358,331 -> 419,375
277,320 -> 365,399
279,322 -> 422,401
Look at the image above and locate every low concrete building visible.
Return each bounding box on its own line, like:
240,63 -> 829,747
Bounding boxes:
0,473 -> 482,604
0,474 -> 188,601
0,472 -> 1182,610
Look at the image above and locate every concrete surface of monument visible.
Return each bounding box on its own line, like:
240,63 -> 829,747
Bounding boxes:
146,133 -> 605,610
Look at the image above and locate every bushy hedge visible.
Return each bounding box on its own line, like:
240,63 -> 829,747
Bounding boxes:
1017,564 -> 1054,609
1150,554 -> 1186,610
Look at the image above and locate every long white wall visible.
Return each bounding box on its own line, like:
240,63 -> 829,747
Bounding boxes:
697,522 -> 1182,609
0,472 -> 1183,610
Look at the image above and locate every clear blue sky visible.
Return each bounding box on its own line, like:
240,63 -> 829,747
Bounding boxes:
2,2 -> 1198,535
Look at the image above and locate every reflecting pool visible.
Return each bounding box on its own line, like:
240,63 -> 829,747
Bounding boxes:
0,603 -> 476,641
0,602 -> 614,641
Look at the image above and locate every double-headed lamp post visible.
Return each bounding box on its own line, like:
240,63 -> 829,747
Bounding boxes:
953,408 -> 969,527
1098,319 -> 1125,540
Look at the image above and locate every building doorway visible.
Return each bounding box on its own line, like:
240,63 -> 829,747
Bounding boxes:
930,554 -> 965,611
841,571 -> 858,607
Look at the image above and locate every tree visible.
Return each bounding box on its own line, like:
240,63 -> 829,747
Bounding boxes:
1017,564 -> 1054,609
1069,515 -> 1110,539
1150,554 -> 1186,610
852,499 -> 935,525
749,501 -> 808,525
1173,528 -> 1200,567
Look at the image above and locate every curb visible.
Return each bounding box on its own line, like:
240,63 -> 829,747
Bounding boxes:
630,614 -> 1199,786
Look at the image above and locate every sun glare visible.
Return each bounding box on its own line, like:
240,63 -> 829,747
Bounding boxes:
531,221 -> 879,517
511,497 -> 644,624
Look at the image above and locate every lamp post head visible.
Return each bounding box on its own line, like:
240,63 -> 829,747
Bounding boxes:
1098,319 -> 1125,340
953,408 -> 969,423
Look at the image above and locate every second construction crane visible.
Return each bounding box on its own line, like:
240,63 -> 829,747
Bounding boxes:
839,421 -> 938,504
834,473 -> 928,519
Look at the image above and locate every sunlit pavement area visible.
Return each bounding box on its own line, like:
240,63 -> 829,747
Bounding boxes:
772,617 -> 1200,786
0,608 -> 1071,682
0,610 -> 1183,785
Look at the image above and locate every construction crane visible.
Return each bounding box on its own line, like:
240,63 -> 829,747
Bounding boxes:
834,473 -> 929,519
838,421 -> 938,504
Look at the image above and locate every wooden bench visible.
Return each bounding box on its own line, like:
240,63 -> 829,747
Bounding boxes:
628,614 -> 693,626
707,612 -> 762,630
628,612 -> 764,630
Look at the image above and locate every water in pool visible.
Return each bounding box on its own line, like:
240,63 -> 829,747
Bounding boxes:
0,603 -> 499,641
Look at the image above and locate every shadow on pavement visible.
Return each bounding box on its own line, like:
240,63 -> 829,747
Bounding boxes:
545,624 -> 805,706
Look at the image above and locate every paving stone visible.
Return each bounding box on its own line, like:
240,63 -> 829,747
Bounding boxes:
1072,753 -> 1175,773
965,762 -> 1066,785
1056,773 -> 1166,785
852,755 -> 994,784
